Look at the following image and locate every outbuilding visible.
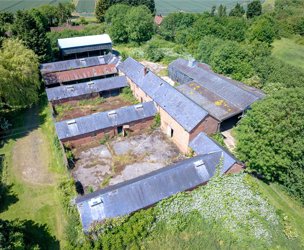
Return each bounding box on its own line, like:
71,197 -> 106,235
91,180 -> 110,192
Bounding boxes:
58,34 -> 112,59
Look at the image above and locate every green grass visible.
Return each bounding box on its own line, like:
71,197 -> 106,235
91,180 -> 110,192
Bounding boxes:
0,97 -> 69,248
272,38 -> 304,72
0,0 -> 69,12
253,177 -> 304,245
76,0 -> 95,13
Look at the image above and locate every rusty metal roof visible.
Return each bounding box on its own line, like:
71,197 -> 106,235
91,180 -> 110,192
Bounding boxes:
43,64 -> 118,86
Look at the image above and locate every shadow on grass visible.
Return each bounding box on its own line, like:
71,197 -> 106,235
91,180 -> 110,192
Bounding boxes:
0,219 -> 60,249
0,95 -> 49,148
0,154 -> 18,212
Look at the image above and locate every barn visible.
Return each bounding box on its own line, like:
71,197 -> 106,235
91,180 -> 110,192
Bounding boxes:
118,57 -> 219,153
46,76 -> 128,105
76,146 -> 240,232
58,34 -> 112,59
55,102 -> 157,147
169,58 -> 265,130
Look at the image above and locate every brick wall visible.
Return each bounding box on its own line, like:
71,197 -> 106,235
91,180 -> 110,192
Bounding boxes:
62,117 -> 154,148
51,93 -> 99,105
226,163 -> 244,174
189,115 -> 219,142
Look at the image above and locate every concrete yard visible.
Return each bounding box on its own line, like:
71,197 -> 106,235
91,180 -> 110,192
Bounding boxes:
72,129 -> 184,192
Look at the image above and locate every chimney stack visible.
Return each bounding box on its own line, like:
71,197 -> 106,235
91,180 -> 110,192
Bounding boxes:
144,67 -> 149,76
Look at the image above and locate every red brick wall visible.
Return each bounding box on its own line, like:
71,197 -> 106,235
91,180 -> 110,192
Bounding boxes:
61,117 -> 154,147
226,163 -> 244,174
189,115 -> 219,142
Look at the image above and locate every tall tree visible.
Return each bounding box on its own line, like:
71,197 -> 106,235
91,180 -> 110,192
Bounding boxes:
247,0 -> 262,18
235,88 -> 304,203
95,0 -> 111,22
0,39 -> 40,109
125,5 -> 154,43
11,10 -> 51,61
217,4 -> 227,17
229,3 -> 245,17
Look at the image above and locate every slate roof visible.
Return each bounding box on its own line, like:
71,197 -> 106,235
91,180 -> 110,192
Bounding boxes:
40,54 -> 118,74
75,152 -> 226,231
46,76 -> 128,102
118,57 -> 208,132
55,101 -> 157,140
189,132 -> 237,173
58,34 -> 112,49
170,58 -> 265,120
43,64 -> 118,86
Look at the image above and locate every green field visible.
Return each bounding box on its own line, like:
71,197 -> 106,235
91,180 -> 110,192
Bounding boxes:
0,0 -> 69,12
0,0 -> 258,15
76,0 -> 95,14
272,37 -> 304,72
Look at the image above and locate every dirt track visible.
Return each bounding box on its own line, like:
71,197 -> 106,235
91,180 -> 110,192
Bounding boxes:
12,106 -> 54,185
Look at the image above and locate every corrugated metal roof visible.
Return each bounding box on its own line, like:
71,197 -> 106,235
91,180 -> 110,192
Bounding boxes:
169,58 -> 264,111
189,132 -> 236,173
46,76 -> 128,102
118,57 -> 208,132
75,152 -> 225,231
55,101 -> 157,140
40,54 -> 118,74
43,64 -> 118,86
58,34 -> 112,49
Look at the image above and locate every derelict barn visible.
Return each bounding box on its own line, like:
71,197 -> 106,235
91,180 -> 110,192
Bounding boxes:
42,63 -> 118,88
55,102 -> 157,147
76,141 -> 241,232
118,57 -> 219,153
58,34 -> 112,59
46,76 -> 128,105
169,59 -> 265,131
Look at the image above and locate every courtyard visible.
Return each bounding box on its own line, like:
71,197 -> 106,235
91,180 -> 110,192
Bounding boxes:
54,92 -> 136,121
71,129 -> 184,192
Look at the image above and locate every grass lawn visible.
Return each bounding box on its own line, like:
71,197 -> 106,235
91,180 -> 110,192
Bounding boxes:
0,97 -> 69,248
272,38 -> 304,72
253,177 -> 304,245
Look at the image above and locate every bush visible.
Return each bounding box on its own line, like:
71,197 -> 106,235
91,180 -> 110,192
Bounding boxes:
144,44 -> 164,62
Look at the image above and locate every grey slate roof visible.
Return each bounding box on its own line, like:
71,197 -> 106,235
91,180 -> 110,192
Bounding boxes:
46,76 -> 128,102
55,101 -> 157,140
40,54 -> 118,74
118,57 -> 208,132
169,58 -> 264,120
189,132 -> 236,173
75,152 -> 226,231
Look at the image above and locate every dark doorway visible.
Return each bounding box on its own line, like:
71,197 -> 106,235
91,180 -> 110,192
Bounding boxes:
170,128 -> 174,138
117,126 -> 123,134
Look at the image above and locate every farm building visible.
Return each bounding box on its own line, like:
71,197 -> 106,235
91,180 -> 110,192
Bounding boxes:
58,34 -> 112,59
40,54 -> 118,75
55,101 -> 157,147
43,64 -> 118,87
169,58 -> 264,130
118,57 -> 219,153
76,147 -> 239,232
46,76 -> 128,104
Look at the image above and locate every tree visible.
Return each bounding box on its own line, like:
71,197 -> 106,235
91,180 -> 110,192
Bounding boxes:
95,0 -> 111,22
247,15 -> 279,44
105,4 -> 131,24
0,39 -> 40,109
159,13 -> 197,41
217,4 -> 226,17
209,41 -> 254,80
11,10 -> 51,61
224,17 -> 247,42
125,6 -> 154,43
235,88 -> 304,203
247,0 -> 262,18
229,3 -> 245,17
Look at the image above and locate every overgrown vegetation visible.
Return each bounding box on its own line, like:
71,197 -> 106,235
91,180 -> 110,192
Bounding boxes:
89,172 -> 302,249
120,87 -> 139,104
